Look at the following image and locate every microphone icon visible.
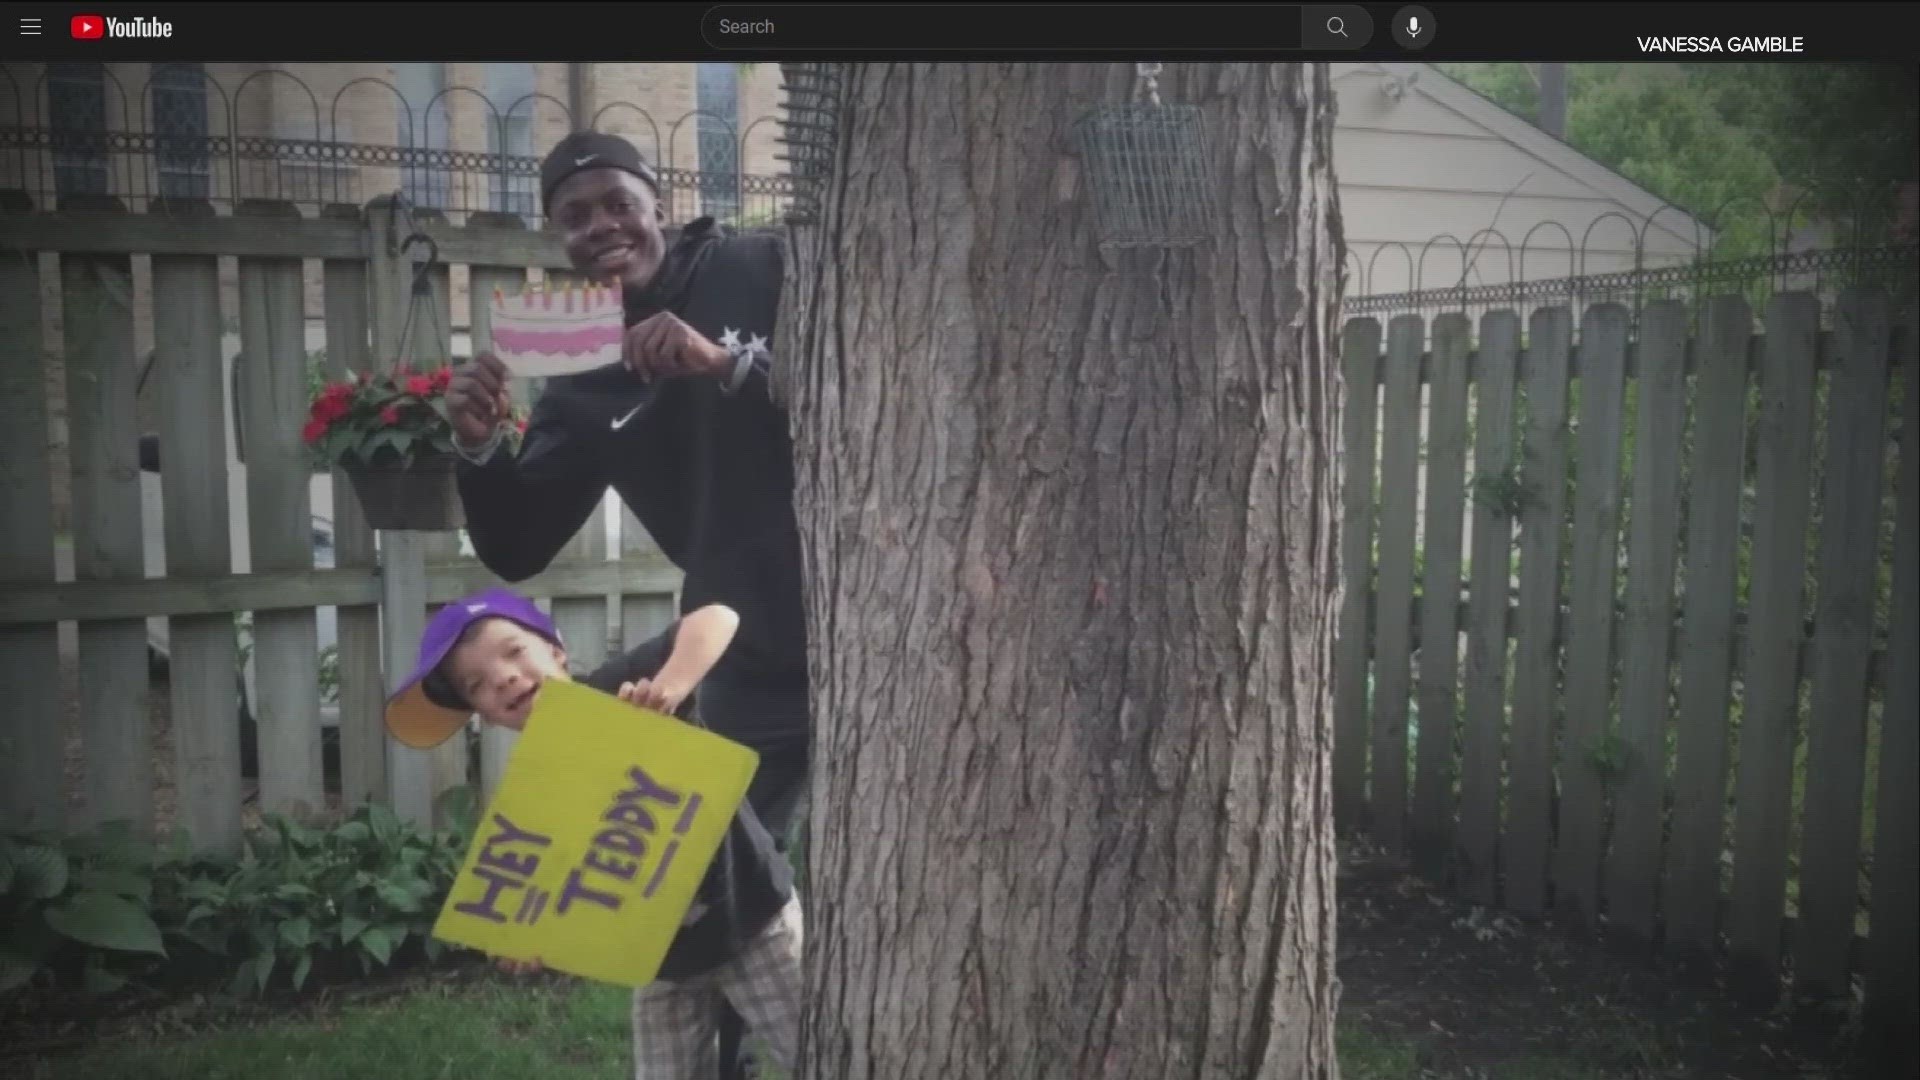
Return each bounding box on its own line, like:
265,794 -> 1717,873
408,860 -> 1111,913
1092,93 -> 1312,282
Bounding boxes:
1391,6 -> 1434,49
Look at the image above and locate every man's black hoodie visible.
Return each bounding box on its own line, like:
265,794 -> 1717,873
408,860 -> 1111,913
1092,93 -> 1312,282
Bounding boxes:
457,220 -> 807,701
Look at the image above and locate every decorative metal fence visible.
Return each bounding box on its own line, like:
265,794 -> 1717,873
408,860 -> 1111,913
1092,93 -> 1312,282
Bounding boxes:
0,65 -> 797,228
1343,197 -> 1920,330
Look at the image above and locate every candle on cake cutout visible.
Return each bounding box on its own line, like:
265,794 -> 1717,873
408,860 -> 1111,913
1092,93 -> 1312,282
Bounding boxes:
490,281 -> 624,377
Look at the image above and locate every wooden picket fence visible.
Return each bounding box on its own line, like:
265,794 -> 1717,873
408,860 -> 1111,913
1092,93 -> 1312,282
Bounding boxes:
1332,291 -> 1916,1042
0,199 -> 682,854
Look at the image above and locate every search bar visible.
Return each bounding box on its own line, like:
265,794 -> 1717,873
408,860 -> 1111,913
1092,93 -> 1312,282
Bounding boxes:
702,4 -> 1373,51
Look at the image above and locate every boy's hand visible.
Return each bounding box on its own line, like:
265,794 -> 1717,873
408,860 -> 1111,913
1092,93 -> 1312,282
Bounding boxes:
497,956 -> 544,977
623,312 -> 730,382
447,352 -> 515,447
618,677 -> 690,715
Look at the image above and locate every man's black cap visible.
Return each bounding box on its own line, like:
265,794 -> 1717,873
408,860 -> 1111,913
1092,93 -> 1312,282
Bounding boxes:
540,131 -> 660,212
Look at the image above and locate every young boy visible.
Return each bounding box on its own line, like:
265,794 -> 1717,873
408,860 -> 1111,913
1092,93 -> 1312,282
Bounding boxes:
383,587 -> 801,1078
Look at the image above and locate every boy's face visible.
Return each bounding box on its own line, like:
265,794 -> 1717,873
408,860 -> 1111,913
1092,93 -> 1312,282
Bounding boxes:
551,169 -> 667,289
442,618 -> 571,731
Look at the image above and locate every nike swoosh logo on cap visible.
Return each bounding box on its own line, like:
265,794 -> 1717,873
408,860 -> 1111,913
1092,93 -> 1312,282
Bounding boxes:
611,404 -> 643,430
574,154 -> 598,166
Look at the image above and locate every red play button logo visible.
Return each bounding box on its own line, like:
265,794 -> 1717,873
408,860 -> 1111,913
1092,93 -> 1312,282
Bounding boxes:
71,15 -> 104,39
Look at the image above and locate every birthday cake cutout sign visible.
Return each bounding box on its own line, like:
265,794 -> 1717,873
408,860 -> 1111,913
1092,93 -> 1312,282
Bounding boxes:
489,282 -> 625,378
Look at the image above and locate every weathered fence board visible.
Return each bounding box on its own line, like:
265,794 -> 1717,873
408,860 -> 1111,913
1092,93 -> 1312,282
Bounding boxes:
1370,315 -> 1425,856
1333,317 -> 1382,832
379,532 -> 434,829
425,533 -> 472,815
1411,313 -> 1471,879
322,204 -> 385,811
64,249 -> 153,833
1554,303 -> 1630,928
468,260 -> 529,804
153,248 -> 245,855
1605,299 -> 1689,943
0,210 -> 572,269
0,210 -> 364,261
366,198 -> 438,827
621,507 -> 679,651
415,228 -> 470,817
1793,290 -> 1893,1001
1662,296 -> 1753,953
237,204 -> 325,820
552,512 -> 613,670
0,250 -> 64,834
1865,320 -> 1917,1054
0,561 -> 678,626
1728,293 -> 1822,986
1456,310 -> 1519,905
1504,306 -> 1572,917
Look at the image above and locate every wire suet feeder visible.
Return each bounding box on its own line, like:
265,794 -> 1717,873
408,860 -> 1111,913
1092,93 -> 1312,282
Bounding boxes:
1074,63 -> 1218,248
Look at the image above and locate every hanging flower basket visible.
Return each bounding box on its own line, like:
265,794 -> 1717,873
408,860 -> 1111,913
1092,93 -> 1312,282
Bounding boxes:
304,365 -> 526,532
339,447 -> 465,532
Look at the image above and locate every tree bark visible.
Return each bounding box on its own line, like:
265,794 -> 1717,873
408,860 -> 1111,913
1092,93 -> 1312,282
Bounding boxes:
779,63 -> 1346,1080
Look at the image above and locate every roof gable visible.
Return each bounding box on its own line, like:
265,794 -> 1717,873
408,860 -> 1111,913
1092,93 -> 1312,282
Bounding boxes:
1331,63 -> 1713,250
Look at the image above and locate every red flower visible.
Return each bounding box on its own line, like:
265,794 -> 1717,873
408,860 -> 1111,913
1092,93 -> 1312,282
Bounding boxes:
380,405 -> 402,426
311,392 -> 351,423
406,375 -> 434,397
516,417 -> 529,435
433,366 -> 454,389
301,418 -> 329,444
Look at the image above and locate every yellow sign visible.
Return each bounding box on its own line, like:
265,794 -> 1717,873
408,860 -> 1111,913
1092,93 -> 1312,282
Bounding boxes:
430,679 -> 758,987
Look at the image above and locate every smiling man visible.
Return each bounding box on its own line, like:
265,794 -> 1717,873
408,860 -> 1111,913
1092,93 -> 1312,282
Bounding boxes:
444,131 -> 807,1080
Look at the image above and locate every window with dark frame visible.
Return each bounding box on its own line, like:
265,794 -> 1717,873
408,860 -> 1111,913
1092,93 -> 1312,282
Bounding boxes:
487,62 -> 539,220
695,63 -> 741,223
48,62 -> 109,199
151,62 -> 210,200
394,62 -> 450,210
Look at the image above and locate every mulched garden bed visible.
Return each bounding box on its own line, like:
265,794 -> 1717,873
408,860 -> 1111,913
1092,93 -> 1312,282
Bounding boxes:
1334,836 -> 1870,1079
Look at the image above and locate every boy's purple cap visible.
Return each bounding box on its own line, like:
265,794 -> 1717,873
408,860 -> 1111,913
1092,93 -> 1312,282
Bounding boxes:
383,587 -> 564,750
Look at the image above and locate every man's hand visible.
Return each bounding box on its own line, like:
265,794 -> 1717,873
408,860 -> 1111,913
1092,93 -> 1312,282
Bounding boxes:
447,352 -> 515,447
623,312 -> 730,382
496,956 -> 545,977
618,677 -> 691,716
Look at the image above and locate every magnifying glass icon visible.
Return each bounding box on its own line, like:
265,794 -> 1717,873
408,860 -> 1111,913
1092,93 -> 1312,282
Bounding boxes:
1327,15 -> 1349,36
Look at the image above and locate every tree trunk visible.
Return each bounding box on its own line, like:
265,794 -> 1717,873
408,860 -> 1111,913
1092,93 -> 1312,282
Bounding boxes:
779,63 -> 1346,1080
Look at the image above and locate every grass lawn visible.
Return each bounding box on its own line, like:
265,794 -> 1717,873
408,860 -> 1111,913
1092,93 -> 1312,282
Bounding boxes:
17,972 -> 632,1080
10,966 -> 1686,1080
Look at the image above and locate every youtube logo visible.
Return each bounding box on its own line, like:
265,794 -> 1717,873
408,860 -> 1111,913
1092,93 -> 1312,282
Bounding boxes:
68,14 -> 173,38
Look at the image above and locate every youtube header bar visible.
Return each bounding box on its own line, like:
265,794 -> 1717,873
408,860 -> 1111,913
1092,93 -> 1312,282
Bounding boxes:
8,2 -> 1914,60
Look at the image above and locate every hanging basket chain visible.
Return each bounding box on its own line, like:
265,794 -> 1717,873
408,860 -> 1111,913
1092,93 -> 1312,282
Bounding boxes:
387,191 -> 445,375
1136,62 -> 1163,108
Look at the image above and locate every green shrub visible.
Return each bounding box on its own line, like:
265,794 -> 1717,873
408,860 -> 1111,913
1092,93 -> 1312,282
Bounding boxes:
0,821 -> 172,995
159,792 -> 479,997
1,788 -> 481,1001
